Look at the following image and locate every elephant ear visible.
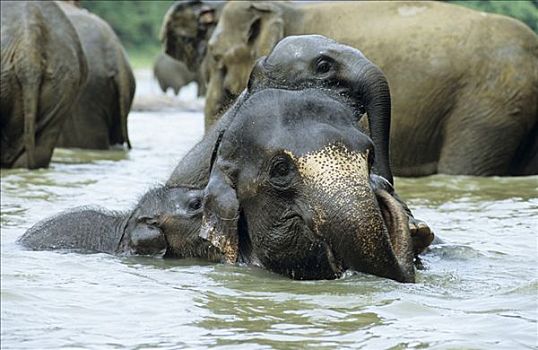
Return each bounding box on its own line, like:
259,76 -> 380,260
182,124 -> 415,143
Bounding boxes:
129,216 -> 167,256
200,164 -> 240,264
249,3 -> 284,58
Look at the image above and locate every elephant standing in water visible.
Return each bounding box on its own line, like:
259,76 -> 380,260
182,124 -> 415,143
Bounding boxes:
56,2 -> 135,150
153,53 -> 198,96
0,1 -> 88,168
205,1 -> 538,176
160,0 -> 224,125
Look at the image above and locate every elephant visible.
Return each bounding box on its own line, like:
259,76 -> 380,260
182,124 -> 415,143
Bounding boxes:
248,35 -> 393,185
204,1 -> 538,176
160,0 -> 223,73
153,52 -> 198,96
56,2 -> 135,150
200,87 -> 427,282
160,0 -> 225,125
0,1 -> 88,168
19,185 -> 222,260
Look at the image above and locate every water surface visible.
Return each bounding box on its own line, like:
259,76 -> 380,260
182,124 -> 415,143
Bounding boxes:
1,110 -> 537,349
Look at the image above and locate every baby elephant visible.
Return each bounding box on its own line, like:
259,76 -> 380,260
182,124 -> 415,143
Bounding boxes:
19,185 -> 220,260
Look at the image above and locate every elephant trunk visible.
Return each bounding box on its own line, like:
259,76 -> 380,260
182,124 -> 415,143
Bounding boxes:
326,184 -> 415,283
347,59 -> 393,185
295,144 -> 414,282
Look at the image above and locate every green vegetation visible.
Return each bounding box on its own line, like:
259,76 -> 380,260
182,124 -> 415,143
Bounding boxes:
81,0 -> 173,68
80,1 -> 537,69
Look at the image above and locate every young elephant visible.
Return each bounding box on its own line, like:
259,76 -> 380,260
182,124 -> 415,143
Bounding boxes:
19,185 -> 220,260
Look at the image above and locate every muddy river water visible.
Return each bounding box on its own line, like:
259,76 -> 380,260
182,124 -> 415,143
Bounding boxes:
1,77 -> 537,349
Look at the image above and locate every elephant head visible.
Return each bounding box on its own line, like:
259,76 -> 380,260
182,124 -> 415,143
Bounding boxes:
207,1 -> 286,101
122,185 -> 221,260
248,35 -> 393,184
200,88 -> 419,282
160,0 -> 221,72
19,185 -> 222,261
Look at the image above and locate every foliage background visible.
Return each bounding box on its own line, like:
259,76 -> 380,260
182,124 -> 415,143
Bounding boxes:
80,0 -> 538,68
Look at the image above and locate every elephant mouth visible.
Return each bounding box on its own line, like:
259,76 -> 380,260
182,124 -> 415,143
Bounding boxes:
371,188 -> 415,282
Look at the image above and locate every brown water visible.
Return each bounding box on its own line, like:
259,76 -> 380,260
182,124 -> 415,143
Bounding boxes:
1,107 -> 537,348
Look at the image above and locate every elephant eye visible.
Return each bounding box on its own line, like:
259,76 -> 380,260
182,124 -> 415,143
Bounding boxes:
272,161 -> 290,177
187,197 -> 202,211
315,56 -> 333,74
269,155 -> 295,189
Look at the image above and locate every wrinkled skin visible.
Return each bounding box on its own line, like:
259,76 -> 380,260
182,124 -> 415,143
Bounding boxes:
153,52 -> 198,96
201,88 -> 427,282
160,0 -> 224,128
206,1 -> 538,176
56,3 -> 135,150
19,185 -> 221,260
0,1 -> 88,168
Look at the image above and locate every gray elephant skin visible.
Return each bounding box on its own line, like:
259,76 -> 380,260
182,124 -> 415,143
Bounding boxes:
153,52 -> 198,96
56,2 -> 135,150
1,1 -> 88,168
19,185 -> 222,260
204,1 -> 538,176
200,88 -> 418,282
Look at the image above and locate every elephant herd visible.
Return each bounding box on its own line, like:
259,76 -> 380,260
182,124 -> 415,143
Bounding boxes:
1,1 -> 134,169
13,1 -> 538,282
163,0 -> 538,177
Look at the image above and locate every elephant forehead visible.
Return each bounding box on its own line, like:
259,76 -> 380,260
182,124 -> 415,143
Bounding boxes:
286,144 -> 370,194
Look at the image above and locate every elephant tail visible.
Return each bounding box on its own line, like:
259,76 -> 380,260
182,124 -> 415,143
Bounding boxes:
20,74 -> 41,169
16,3 -> 45,168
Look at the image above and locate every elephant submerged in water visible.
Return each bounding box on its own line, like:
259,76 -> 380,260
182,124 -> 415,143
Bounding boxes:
56,2 -> 135,150
20,88 -> 431,282
204,1 -> 538,176
19,185 -> 222,260
200,88 -> 421,282
20,34 -> 434,282
1,1 -> 88,168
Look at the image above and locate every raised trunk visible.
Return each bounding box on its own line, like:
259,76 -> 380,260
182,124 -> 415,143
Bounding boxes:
352,63 -> 393,185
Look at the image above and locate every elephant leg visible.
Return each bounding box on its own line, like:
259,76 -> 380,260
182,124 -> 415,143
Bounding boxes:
204,72 -> 225,130
438,103 -> 524,176
12,89 -> 73,168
